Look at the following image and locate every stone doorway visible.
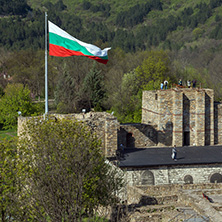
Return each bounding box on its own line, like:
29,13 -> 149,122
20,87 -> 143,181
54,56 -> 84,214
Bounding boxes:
183,132 -> 190,146
126,133 -> 135,148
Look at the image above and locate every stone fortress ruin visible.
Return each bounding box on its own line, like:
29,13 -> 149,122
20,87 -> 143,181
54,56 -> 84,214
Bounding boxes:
18,87 -> 222,186
142,88 -> 216,147
18,87 -> 222,221
104,87 -> 222,151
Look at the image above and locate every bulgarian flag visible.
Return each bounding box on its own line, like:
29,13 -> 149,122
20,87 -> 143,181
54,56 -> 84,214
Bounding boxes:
48,21 -> 111,64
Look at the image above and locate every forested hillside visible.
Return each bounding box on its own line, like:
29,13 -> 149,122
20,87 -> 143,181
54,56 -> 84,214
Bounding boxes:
0,0 -> 222,125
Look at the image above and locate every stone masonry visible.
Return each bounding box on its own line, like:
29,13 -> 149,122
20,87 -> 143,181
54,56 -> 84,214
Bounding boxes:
214,102 -> 222,144
142,88 -> 216,147
118,123 -> 157,148
124,164 -> 222,186
18,112 -> 119,157
18,88 -> 222,156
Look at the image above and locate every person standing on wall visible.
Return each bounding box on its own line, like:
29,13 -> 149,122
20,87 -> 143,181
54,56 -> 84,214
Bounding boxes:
192,79 -> 197,88
187,80 -> 191,88
164,79 -> 168,89
160,82 -> 164,90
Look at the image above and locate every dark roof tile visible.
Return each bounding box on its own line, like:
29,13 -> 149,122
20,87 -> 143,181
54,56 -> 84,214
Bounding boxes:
118,146 -> 222,168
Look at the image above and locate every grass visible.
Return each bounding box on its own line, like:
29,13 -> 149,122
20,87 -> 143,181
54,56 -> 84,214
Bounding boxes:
0,128 -> 17,141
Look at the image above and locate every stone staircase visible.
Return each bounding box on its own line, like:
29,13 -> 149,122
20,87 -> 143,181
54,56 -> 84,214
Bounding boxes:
125,193 -> 197,222
121,185 -> 219,222
109,184 -> 222,221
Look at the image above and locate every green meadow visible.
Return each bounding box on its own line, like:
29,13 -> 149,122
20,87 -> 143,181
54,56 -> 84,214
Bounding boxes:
0,128 -> 17,141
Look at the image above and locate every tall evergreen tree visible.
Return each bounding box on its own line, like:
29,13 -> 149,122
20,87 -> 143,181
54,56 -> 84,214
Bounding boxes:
82,63 -> 105,111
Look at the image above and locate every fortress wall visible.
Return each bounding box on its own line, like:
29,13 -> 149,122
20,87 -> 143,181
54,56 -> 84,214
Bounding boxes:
195,90 -> 206,146
215,103 -> 222,145
137,183 -> 222,196
18,112 -> 119,157
124,164 -> 222,186
142,88 -> 215,147
126,183 -> 222,206
182,90 -> 197,146
17,88 -> 220,157
105,117 -> 119,157
142,90 -> 159,126
205,89 -> 214,145
158,90 -> 175,146
142,90 -> 175,146
118,124 -> 157,148
172,90 -> 183,146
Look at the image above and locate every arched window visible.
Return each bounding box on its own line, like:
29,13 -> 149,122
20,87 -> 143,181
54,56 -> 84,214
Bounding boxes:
210,173 -> 222,183
184,175 -> 193,184
141,171 -> 154,185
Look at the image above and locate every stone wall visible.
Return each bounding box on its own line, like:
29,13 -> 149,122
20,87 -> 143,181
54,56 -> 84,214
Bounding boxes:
205,89 -> 214,145
18,112 -> 119,157
124,164 -> 222,186
118,123 -> 157,148
126,183 -> 222,204
136,183 -> 222,196
105,117 -> 119,156
142,88 -> 215,147
215,102 -> 222,145
142,91 -> 159,126
17,88 -> 222,158
172,90 -> 183,147
124,184 -> 222,221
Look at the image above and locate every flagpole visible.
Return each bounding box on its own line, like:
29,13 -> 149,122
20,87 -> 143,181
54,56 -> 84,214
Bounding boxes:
45,11 -> 48,116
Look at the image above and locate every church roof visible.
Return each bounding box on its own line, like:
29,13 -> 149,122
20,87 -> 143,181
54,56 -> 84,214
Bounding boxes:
118,145 -> 222,168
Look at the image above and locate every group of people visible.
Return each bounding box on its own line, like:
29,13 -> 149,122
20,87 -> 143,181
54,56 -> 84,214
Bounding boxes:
160,79 -> 197,89
178,79 -> 197,88
160,80 -> 168,89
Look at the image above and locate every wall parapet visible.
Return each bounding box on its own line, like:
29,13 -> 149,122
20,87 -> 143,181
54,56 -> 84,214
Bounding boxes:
18,112 -> 119,157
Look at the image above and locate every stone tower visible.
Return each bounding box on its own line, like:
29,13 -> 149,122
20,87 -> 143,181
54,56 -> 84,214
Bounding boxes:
142,88 -> 214,147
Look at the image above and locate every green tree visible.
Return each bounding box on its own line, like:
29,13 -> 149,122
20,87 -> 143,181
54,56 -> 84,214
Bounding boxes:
0,139 -> 24,222
110,70 -> 141,123
108,50 -> 176,123
54,58 -> 93,114
54,67 -> 80,113
0,0 -> 30,16
135,50 -> 171,90
82,63 -> 105,110
192,27 -> 204,39
18,117 -> 123,221
3,50 -> 57,99
0,83 -> 43,129
0,87 -> 4,97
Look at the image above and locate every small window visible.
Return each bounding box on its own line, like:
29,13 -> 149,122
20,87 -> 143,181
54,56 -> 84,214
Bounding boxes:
141,171 -> 154,185
184,175 -> 193,184
210,173 -> 222,183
